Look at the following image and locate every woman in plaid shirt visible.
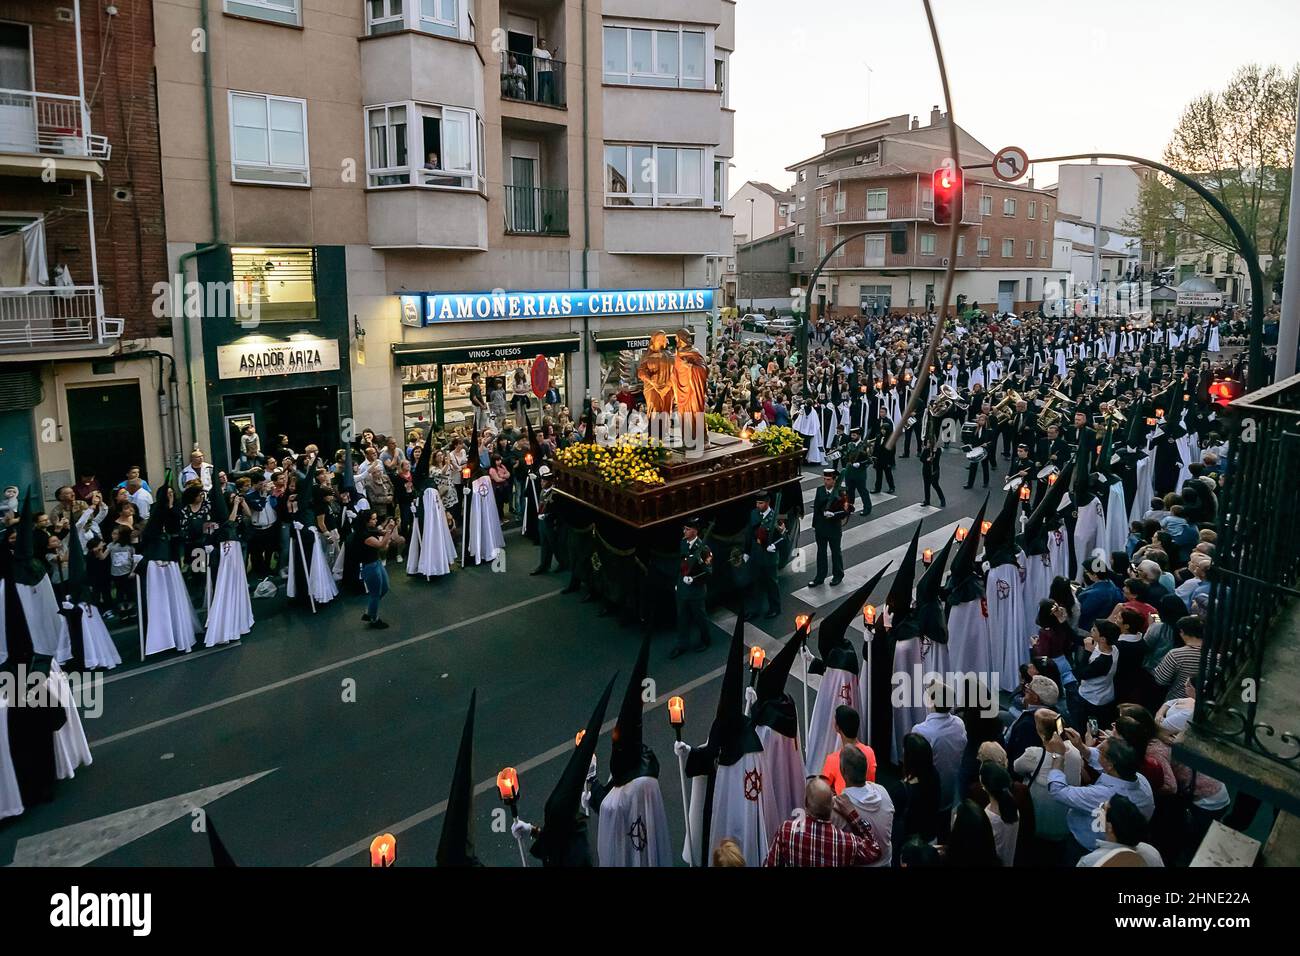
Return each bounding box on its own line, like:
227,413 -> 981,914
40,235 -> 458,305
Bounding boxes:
764,777 -> 882,867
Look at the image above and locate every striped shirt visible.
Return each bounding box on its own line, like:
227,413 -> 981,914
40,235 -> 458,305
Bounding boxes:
1153,643 -> 1202,699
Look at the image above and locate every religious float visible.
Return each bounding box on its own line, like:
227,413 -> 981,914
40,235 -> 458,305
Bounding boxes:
546,329 -> 804,626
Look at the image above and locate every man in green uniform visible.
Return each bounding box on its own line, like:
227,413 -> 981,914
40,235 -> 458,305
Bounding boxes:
808,468 -> 852,587
671,516 -> 713,659
745,489 -> 784,620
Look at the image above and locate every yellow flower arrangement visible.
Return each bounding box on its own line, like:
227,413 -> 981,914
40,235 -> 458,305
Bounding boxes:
554,434 -> 668,488
749,425 -> 804,457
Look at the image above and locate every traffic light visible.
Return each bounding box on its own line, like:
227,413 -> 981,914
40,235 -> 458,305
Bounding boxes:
932,164 -> 962,226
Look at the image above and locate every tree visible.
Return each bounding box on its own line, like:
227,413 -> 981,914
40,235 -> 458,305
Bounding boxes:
1130,63 -> 1297,288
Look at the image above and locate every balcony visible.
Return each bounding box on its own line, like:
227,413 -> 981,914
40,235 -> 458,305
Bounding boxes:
503,185 -> 568,236
0,287 -> 120,353
0,89 -> 110,178
499,51 -> 566,109
368,188 -> 487,251
605,206 -> 727,256
1175,373 -> 1300,817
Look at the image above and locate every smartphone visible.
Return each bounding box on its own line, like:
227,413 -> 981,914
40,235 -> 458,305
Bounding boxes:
1087,718 -> 1099,739
1054,716 -> 1065,738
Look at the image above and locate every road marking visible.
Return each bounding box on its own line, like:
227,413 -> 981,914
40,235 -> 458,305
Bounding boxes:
791,502 -> 938,568
791,518 -> 970,609
798,491 -> 894,530
7,769 -> 277,867
86,589 -> 565,748
310,664 -> 731,867
710,609 -> 823,692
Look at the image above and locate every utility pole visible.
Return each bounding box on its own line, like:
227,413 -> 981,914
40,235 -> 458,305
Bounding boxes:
1276,80 -> 1300,379
1092,173 -> 1104,316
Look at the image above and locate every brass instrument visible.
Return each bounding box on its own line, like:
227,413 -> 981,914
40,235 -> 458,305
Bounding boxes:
1036,389 -> 1074,434
988,388 -> 1024,426
927,384 -> 969,419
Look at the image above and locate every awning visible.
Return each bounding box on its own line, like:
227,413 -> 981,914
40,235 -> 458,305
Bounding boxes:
391,334 -> 581,367
591,328 -> 668,352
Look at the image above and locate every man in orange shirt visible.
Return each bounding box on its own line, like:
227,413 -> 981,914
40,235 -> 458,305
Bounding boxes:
820,705 -> 876,792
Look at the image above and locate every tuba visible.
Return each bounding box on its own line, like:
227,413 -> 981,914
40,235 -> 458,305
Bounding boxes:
928,384 -> 968,419
988,388 -> 1023,426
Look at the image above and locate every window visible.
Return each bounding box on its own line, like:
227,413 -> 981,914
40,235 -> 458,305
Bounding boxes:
797,194 -> 806,207
1028,200 -> 1037,219
1003,197 -> 1016,216
603,144 -> 706,206
231,247 -> 316,323
714,55 -> 728,107
229,92 -> 309,186
1001,238 -> 1014,258
853,144 -> 881,165
920,233 -> 936,255
818,238 -> 827,258
798,170 -> 807,183
1042,203 -> 1050,220
980,194 -> 992,216
603,24 -> 707,88
778,204 -> 788,217
817,163 -> 829,180
1026,239 -> 1035,258
1026,277 -> 1034,301
867,189 -> 887,220
834,192 -> 846,214
921,186 -> 933,210
366,0 -> 471,39
365,101 -> 482,189
977,236 -> 990,257
1041,241 -> 1048,259
865,235 -> 886,264
796,224 -> 806,236
226,0 -> 300,27
957,236 -> 965,256
796,249 -> 805,263
712,159 -> 726,207
818,196 -> 828,216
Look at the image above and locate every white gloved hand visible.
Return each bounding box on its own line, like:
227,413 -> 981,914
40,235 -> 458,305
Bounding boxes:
673,740 -> 691,759
586,754 -> 598,781
411,502 -> 419,515
800,644 -> 814,662
766,544 -> 777,553
510,820 -> 533,840
292,521 -> 304,531
742,554 -> 750,563
852,462 -> 861,468
744,686 -> 758,707
823,511 -> 835,518
682,575 -> 693,585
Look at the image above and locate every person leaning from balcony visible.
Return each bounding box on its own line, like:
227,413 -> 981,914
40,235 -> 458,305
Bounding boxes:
503,53 -> 527,99
533,38 -> 555,104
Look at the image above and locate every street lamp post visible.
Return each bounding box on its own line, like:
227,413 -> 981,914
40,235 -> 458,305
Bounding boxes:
748,197 -> 756,311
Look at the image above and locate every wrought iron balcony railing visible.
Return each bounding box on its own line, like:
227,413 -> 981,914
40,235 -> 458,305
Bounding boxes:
504,185 -> 568,235
0,286 -> 119,351
499,51 -> 566,108
0,88 -> 111,160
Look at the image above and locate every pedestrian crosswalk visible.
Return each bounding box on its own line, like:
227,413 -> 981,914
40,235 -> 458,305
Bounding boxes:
797,489 -> 894,531
793,501 -> 939,568
790,517 -> 972,609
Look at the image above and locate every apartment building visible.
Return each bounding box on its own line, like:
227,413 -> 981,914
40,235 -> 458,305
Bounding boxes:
156,0 -> 733,468
787,108 -> 1068,319
0,1 -> 171,501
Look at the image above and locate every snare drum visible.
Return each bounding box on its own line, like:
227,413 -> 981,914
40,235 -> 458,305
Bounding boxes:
960,422 -> 977,444
965,446 -> 988,463
1036,463 -> 1058,480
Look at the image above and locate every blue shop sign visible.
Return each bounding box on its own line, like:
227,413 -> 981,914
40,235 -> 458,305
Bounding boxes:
399,288 -> 714,326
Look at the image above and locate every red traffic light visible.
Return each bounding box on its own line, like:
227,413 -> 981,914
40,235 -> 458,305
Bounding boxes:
1209,379 -> 1243,408
932,164 -> 963,226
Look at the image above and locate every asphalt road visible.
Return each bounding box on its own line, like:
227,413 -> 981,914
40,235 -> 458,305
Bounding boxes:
0,444 -> 1008,867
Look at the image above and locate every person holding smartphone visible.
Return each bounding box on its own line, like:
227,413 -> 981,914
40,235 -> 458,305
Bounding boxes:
358,510 -> 403,630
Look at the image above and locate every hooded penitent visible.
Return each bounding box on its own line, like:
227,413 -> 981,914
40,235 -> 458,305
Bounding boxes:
683,614 -> 767,866
531,674 -> 616,867
751,617 -> 813,846
596,636 -> 672,867
946,497 -> 989,609
1019,460 -> 1075,637
141,483 -> 199,657
60,527 -> 120,670
1070,434 -> 1106,582
803,564 -> 890,776
982,488 -> 1028,694
205,485 -> 254,649
10,491 -> 69,663
437,690 -> 483,867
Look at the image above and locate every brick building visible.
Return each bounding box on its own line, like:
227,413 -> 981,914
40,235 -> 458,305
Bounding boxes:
787,108 -> 1069,319
0,0 -> 172,502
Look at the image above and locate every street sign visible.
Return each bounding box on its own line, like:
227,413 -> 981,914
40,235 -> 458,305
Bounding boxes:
992,146 -> 1029,183
1176,291 -> 1224,308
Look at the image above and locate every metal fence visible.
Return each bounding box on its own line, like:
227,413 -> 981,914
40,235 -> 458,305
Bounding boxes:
503,185 -> 568,236
1196,373 -> 1300,770
499,51 -> 566,107
0,287 -> 117,350
0,88 -> 111,160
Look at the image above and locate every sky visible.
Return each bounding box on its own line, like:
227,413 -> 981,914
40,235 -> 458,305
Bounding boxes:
730,0 -> 1300,191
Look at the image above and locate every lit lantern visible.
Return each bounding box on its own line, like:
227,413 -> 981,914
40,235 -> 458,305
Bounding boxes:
955,526 -> 968,541
794,613 -> 811,632
1047,472 -> 1058,486
1145,417 -> 1157,427
524,452 -> 534,466
461,465 -> 473,480
740,427 -> 752,440
862,604 -> 877,626
980,520 -> 992,535
370,833 -> 396,868
1155,408 -> 1165,419
1020,484 -> 1031,501
667,696 -> 685,727
904,371 -> 913,382
929,365 -> 936,373
922,548 -> 933,565
1182,394 -> 1190,403
575,729 -> 585,747
496,767 -> 520,803
1209,379 -> 1243,408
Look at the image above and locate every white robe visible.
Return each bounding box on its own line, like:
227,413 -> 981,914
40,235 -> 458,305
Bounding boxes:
308,529 -> 339,604
1023,551 -> 1054,636
71,602 -> 121,669
793,409 -> 825,464
683,752 -> 768,867
49,661 -> 91,780
17,578 -> 70,663
0,580 -> 7,666
890,635 -> 950,764
407,488 -> 456,577
1072,499 -> 1106,582
596,774 -> 673,867
754,724 -> 804,848
1130,455 -> 1154,523
988,560 -> 1028,695
0,697 -> 22,821
205,539 -> 253,647
1208,326 -> 1220,353
1048,527 -> 1070,584
1103,481 -> 1130,558
805,666 -> 858,776
467,476 -> 505,564
144,561 -> 198,656
946,598 -> 993,700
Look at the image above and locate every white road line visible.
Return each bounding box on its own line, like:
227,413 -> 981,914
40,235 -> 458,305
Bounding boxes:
791,502 -> 939,569
710,609 -> 822,692
791,518 -> 971,609
798,491 -> 894,530
87,588 -> 566,748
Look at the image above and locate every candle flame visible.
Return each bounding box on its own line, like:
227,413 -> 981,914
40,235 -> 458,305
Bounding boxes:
667,696 -> 685,725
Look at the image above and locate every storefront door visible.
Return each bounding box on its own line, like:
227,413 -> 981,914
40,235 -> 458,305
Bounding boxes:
66,383 -> 147,491
222,385 -> 339,468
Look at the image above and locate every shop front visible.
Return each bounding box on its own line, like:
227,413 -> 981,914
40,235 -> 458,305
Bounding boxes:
592,328 -> 665,400
393,335 -> 580,432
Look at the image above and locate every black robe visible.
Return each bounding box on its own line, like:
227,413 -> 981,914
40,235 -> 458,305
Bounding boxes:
7,690 -> 66,806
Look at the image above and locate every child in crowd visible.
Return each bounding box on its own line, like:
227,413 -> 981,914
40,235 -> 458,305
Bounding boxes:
108,523 -> 137,615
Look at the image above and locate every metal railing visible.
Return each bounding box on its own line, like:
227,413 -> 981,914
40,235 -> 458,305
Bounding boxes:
1194,373 -> 1300,770
503,185 -> 568,235
0,88 -> 111,160
499,51 -> 566,107
0,287 -> 117,350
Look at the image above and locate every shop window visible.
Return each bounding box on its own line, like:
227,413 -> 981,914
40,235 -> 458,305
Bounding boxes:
231,247 -> 317,323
